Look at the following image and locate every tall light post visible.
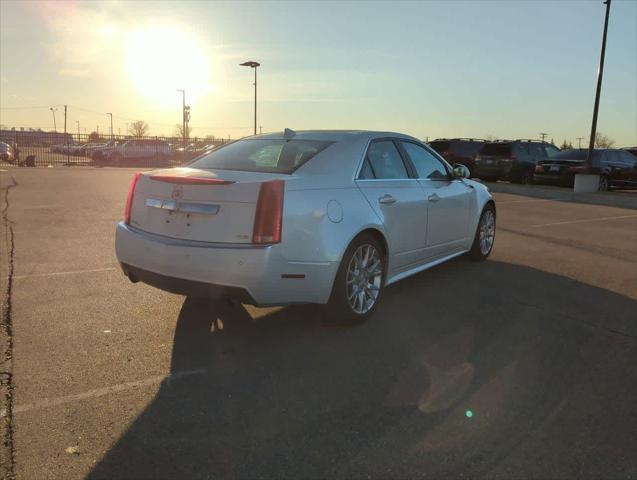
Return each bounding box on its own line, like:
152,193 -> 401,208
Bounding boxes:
577,137 -> 584,149
586,0 -> 612,168
575,0 -> 612,192
240,61 -> 260,135
50,107 -> 58,132
76,120 -> 80,138
539,132 -> 548,142
107,113 -> 113,140
177,89 -> 186,150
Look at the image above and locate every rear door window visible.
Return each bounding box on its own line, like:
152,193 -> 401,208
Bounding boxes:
544,145 -> 560,158
514,143 -> 530,157
365,140 -> 409,179
528,143 -> 545,158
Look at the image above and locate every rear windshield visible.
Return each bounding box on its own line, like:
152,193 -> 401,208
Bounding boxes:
429,141 -> 450,154
552,149 -> 601,161
480,143 -> 512,156
189,138 -> 334,173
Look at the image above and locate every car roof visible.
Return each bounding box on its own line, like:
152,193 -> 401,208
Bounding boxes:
251,129 -> 420,143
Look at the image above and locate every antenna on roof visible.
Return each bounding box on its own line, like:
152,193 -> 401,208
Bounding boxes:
283,128 -> 296,140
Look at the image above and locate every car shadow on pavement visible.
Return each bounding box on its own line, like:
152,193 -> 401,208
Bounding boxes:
87,260 -> 637,480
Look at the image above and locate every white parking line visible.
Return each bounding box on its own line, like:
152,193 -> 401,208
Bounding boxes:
12,267 -> 116,280
0,369 -> 207,418
531,214 -> 637,228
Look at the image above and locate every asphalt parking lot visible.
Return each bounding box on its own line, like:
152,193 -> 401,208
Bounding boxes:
1,167 -> 636,480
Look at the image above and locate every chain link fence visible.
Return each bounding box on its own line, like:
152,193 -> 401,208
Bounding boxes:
0,130 -> 230,168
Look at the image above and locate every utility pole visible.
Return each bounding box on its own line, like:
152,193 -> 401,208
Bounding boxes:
177,89 -> 186,151
76,120 -> 80,137
586,0 -> 612,170
50,107 -> 58,132
64,105 -> 69,166
539,133 -> 548,142
577,137 -> 584,149
107,113 -> 113,140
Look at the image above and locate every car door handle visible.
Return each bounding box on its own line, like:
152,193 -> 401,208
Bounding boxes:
378,194 -> 397,205
428,193 -> 440,203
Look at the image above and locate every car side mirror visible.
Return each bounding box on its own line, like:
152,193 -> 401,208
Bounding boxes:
452,164 -> 470,179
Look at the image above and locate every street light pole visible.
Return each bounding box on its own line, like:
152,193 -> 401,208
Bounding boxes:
540,133 -> 548,142
177,89 -> 186,150
50,107 -> 58,132
577,137 -> 584,149
586,0 -> 612,170
240,61 -> 260,135
107,113 -> 113,140
76,120 -> 80,137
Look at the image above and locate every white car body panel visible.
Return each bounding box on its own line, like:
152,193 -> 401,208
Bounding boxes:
115,130 -> 494,306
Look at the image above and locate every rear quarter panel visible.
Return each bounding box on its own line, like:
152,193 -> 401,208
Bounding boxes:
281,185 -> 385,264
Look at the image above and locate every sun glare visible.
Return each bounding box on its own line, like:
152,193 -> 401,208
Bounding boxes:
124,25 -> 211,109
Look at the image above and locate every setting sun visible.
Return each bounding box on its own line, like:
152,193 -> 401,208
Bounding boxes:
124,25 -> 211,108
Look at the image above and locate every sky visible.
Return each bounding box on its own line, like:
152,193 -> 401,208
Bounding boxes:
0,0 -> 636,145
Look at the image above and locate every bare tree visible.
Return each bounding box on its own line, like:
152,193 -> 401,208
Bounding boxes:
560,139 -> 573,149
128,120 -> 149,137
594,132 -> 615,148
174,123 -> 192,140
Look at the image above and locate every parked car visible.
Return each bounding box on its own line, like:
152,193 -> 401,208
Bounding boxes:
91,141 -> 121,162
622,147 -> 637,158
116,129 -> 496,322
0,141 -> 13,163
534,148 -> 637,190
473,140 -> 560,184
428,138 -> 486,176
106,139 -> 172,165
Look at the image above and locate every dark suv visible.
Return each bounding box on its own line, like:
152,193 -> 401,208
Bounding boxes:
428,138 -> 486,176
473,140 -> 560,184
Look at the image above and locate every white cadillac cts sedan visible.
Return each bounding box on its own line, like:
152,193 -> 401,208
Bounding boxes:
116,129 -> 495,321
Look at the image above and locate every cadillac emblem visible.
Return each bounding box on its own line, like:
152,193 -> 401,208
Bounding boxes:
171,185 -> 184,200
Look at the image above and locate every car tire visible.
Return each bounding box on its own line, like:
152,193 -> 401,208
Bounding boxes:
520,170 -> 534,185
326,233 -> 386,324
468,204 -> 496,261
598,174 -> 610,191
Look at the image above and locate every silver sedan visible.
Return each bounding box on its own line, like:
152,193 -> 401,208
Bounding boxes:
115,129 -> 495,322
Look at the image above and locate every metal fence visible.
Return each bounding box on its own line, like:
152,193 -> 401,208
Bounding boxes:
0,130 -> 230,168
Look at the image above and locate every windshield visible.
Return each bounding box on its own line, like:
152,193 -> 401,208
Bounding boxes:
189,138 -> 334,173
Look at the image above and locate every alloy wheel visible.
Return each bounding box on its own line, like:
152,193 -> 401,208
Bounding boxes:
479,210 -> 496,255
346,244 -> 382,314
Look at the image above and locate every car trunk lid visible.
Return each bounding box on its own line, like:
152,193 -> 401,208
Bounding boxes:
128,167 -> 285,243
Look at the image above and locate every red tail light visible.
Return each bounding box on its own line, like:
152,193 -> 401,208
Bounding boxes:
252,180 -> 284,244
124,172 -> 141,225
567,166 -> 587,173
510,155 -> 517,160
535,165 -> 544,173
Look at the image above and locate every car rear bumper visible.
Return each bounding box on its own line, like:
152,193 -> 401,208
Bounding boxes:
473,165 -> 508,179
533,173 -> 573,185
115,222 -> 337,305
